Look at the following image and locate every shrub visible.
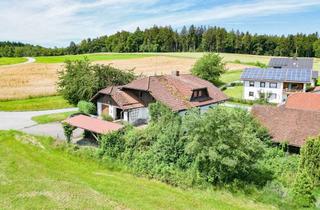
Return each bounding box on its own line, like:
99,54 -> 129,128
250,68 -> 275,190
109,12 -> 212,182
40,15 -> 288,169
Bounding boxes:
299,136 -> 320,186
293,169 -> 315,207
77,100 -> 96,115
191,53 -> 225,85
62,123 -> 75,143
102,113 -> 113,121
98,104 -> 269,187
58,59 -> 135,105
99,131 -> 125,158
181,107 -> 266,185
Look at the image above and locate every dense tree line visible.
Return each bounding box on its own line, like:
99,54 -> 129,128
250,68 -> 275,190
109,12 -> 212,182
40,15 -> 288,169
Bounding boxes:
1,25 -> 320,57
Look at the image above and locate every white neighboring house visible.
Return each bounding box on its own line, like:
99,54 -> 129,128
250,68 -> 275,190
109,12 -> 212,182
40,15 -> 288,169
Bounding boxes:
91,71 -> 228,125
241,68 -> 316,104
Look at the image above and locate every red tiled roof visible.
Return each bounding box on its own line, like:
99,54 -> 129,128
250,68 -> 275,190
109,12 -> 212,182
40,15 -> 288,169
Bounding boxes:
123,74 -> 228,111
285,93 -> 320,111
64,115 -> 123,134
93,86 -> 144,110
252,105 -> 320,147
313,86 -> 320,92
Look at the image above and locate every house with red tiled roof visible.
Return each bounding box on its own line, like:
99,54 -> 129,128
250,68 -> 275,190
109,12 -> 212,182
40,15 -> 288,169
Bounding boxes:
252,92 -> 320,151
91,71 -> 228,125
252,105 -> 320,152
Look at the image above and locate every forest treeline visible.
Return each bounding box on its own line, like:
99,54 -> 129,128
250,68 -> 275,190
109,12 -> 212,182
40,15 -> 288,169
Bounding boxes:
1,25 -> 320,57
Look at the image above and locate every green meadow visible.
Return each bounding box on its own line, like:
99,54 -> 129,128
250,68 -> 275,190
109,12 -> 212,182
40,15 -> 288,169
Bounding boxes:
0,57 -> 27,65
0,130 -> 275,210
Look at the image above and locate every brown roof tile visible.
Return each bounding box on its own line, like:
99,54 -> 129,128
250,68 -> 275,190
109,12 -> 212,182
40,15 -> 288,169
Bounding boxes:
252,105 -> 320,147
285,93 -> 320,111
123,74 -> 228,111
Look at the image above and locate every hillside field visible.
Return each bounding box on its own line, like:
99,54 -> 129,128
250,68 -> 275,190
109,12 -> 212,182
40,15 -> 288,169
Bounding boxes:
0,52 -> 319,100
0,130 -> 276,210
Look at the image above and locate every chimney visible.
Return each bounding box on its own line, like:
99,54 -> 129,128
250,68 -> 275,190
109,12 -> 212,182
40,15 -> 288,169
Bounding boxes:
172,70 -> 180,76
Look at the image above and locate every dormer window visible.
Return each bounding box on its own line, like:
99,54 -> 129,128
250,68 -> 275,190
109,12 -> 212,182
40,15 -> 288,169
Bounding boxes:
191,88 -> 209,101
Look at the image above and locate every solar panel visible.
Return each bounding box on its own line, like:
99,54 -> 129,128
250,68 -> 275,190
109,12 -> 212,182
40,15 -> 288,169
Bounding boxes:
268,57 -> 314,69
241,68 -> 312,83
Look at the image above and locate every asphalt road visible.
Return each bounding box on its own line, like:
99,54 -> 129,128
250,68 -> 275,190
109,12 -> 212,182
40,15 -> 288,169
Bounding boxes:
0,108 -> 77,130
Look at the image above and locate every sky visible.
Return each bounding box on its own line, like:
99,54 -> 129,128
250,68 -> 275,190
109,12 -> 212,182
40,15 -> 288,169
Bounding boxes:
1,0 -> 320,47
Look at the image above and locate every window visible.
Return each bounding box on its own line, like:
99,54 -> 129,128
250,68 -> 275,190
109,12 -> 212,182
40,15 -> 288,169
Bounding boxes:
139,91 -> 143,98
249,81 -> 254,87
260,82 -> 265,87
249,92 -> 254,97
269,82 -> 277,88
269,93 -> 277,100
192,88 -> 208,100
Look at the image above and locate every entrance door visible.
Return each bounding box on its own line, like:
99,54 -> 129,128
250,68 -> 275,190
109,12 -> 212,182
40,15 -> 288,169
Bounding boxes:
102,104 -> 109,115
116,108 -> 123,120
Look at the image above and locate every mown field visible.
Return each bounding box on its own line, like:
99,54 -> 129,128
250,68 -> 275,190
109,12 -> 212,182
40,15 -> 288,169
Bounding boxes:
164,52 -> 320,70
0,130 -> 276,210
1,52 -> 319,101
35,53 -> 154,63
0,57 -> 27,66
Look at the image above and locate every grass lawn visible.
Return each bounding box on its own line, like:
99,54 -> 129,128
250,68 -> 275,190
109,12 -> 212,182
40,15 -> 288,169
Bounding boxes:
0,130 -> 275,210
32,111 -> 77,124
0,96 -> 73,111
223,86 -> 243,99
0,57 -> 27,66
35,53 -> 154,63
220,70 -> 243,84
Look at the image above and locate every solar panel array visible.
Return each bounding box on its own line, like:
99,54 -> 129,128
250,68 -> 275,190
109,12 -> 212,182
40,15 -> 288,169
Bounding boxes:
269,57 -> 314,69
241,68 -> 312,83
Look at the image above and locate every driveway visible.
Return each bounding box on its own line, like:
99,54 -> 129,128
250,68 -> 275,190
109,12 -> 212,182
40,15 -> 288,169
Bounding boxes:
0,108 -> 77,130
21,123 -> 83,140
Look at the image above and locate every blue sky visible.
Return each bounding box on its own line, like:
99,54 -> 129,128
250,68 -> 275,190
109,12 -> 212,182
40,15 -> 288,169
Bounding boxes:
1,0 -> 320,47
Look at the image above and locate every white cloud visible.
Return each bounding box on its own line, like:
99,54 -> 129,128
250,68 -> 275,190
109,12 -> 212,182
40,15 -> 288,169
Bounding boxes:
0,0 -> 319,47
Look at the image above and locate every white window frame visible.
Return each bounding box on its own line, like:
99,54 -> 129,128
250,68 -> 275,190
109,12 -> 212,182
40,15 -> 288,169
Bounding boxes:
249,91 -> 254,97
249,81 -> 254,87
269,82 -> 277,88
260,82 -> 265,88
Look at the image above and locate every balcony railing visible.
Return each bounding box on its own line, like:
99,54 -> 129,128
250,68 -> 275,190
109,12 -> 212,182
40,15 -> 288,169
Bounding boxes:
283,88 -> 304,93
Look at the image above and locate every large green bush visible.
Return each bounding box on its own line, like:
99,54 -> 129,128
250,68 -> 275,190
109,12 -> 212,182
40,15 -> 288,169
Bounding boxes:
181,107 -> 266,184
58,58 -> 135,105
299,136 -> 320,186
98,103 -> 268,186
77,100 -> 96,115
191,53 -> 225,85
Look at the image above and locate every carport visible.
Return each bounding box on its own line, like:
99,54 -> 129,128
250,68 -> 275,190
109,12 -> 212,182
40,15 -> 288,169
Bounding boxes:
63,114 -> 124,141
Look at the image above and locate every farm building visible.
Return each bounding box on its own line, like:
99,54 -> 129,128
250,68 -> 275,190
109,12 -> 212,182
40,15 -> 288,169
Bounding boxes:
91,71 -> 228,125
252,105 -> 320,152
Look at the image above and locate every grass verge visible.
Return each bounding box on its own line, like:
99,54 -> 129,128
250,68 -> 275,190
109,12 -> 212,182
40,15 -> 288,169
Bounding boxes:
35,53 -> 154,63
0,57 -> 27,65
223,86 -> 243,99
0,130 -> 276,210
220,70 -> 243,84
31,111 -> 77,124
0,95 -> 73,111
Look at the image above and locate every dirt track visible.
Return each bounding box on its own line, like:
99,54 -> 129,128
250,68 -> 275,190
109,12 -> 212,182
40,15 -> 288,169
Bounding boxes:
0,56 -> 251,100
